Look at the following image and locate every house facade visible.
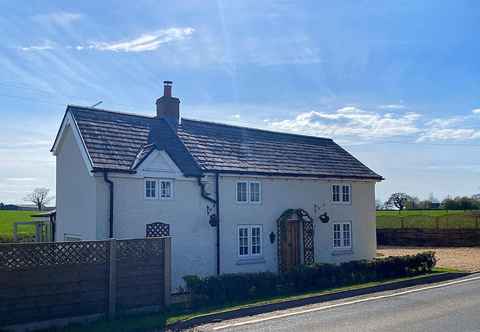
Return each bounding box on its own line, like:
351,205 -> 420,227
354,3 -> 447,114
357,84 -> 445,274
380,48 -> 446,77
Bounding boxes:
52,81 -> 383,290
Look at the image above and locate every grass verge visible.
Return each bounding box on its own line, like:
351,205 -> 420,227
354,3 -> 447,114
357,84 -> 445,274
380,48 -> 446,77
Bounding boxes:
0,210 -> 34,242
59,269 -> 455,332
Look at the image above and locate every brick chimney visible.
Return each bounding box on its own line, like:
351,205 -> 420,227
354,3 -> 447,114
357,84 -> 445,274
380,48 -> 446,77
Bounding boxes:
156,81 -> 180,127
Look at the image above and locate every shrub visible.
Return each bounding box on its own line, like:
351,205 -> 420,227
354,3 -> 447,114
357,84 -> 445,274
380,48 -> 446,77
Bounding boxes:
183,252 -> 436,307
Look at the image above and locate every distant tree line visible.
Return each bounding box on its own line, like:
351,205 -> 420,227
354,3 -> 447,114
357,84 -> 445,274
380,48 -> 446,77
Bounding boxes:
378,193 -> 480,211
0,203 -> 21,210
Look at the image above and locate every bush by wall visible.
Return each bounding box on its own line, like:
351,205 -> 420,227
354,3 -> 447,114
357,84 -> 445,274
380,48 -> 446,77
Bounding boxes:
184,252 -> 436,307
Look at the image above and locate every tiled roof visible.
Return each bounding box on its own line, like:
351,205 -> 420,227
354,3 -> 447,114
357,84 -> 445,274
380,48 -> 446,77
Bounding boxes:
66,105 -> 382,180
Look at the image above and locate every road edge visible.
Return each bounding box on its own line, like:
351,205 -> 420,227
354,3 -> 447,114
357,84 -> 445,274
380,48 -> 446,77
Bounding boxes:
167,272 -> 470,331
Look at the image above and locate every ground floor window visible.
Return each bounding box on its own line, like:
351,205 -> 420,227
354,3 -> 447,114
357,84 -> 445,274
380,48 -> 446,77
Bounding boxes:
333,222 -> 352,249
237,225 -> 262,257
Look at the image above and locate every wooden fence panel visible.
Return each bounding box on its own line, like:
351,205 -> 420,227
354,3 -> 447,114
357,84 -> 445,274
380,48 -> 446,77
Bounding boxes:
377,229 -> 480,246
0,237 -> 171,329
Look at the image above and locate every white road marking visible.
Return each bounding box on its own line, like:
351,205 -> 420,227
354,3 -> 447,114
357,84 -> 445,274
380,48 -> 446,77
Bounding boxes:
211,274 -> 480,330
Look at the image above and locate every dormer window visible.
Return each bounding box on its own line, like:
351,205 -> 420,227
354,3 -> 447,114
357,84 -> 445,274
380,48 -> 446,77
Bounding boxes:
145,179 -> 157,199
145,179 -> 174,200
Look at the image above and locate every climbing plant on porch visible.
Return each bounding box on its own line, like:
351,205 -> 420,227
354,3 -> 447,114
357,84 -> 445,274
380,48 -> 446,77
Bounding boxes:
276,208 -> 315,273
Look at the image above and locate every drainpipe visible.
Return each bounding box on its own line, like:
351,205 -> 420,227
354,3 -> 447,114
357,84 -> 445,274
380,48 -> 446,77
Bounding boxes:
196,175 -> 220,275
215,173 -> 220,275
196,176 -> 216,204
103,172 -> 114,238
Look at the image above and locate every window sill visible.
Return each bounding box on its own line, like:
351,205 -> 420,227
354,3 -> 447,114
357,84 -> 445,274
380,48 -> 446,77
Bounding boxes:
236,257 -> 266,265
332,249 -> 353,256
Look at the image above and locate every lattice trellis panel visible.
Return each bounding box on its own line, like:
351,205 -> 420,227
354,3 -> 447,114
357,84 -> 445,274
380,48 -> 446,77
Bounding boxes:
146,222 -> 170,238
302,220 -> 314,265
116,238 -> 165,260
0,241 -> 108,271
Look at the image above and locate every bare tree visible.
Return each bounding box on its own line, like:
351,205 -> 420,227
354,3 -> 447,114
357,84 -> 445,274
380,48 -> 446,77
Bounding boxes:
386,192 -> 412,212
24,188 -> 54,211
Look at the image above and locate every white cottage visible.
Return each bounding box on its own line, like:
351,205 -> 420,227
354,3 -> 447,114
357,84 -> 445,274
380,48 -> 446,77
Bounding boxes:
51,81 -> 383,290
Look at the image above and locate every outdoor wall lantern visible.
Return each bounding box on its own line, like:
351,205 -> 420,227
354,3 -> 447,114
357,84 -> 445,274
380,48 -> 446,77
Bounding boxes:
319,212 -> 330,223
209,214 -> 218,227
269,232 -> 276,244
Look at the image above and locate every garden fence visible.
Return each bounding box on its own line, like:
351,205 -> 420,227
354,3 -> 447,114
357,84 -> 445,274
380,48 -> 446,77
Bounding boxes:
0,237 -> 171,330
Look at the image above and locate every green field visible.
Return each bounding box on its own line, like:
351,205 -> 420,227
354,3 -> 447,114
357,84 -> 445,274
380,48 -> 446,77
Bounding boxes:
0,210 -> 35,242
376,210 -> 479,229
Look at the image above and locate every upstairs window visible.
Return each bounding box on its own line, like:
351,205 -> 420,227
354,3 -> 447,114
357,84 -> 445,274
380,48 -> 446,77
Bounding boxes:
332,184 -> 351,203
250,182 -> 261,203
342,185 -> 350,202
145,179 -> 174,200
332,185 -> 340,202
236,181 -> 262,203
145,179 -> 157,199
160,180 -> 173,199
237,182 -> 248,202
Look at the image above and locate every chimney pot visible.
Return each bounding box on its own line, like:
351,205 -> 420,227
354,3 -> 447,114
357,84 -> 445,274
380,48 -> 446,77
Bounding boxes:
163,80 -> 172,97
156,80 -> 180,128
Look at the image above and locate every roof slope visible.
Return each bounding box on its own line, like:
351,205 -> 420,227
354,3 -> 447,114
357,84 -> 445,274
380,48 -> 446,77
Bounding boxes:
66,105 -> 382,180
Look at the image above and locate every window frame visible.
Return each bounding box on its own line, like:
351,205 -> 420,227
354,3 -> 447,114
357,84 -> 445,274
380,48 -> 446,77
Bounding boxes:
249,181 -> 262,204
236,181 -> 248,204
144,179 -> 158,200
332,221 -> 352,250
236,180 -> 262,204
237,224 -> 263,258
159,179 -> 174,200
331,183 -> 351,204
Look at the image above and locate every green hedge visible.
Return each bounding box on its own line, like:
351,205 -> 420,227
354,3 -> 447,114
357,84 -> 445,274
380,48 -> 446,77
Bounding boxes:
184,252 -> 436,306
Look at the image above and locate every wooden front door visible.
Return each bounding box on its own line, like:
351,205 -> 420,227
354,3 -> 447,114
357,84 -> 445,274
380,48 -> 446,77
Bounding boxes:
282,221 -> 301,271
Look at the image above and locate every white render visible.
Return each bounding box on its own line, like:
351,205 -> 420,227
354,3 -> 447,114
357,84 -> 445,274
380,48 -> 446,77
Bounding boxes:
53,115 -> 378,291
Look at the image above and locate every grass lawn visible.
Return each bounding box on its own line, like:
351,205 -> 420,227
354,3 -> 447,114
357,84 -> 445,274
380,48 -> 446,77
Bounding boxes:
0,210 -> 35,242
59,269 -> 453,332
376,210 -> 469,217
376,210 -> 479,229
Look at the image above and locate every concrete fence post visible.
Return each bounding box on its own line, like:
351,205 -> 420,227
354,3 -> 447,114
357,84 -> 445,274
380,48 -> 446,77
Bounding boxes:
108,238 -> 117,319
164,237 -> 172,307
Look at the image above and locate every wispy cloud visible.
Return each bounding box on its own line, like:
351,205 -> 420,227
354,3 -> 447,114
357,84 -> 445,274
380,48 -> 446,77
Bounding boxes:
32,11 -> 83,26
472,108 -> 480,114
86,27 -> 195,53
17,27 -> 195,53
418,114 -> 480,142
268,107 -> 421,140
267,106 -> 480,143
417,128 -> 480,142
379,104 -> 406,110
19,41 -> 55,52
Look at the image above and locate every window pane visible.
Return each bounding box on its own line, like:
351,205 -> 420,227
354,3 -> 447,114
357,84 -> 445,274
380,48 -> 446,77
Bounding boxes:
239,227 -> 249,256
342,185 -> 350,202
332,185 -> 340,202
251,226 -> 261,255
161,181 -> 171,198
343,223 -> 351,247
333,223 -> 341,247
250,182 -> 260,202
237,182 -> 247,202
146,180 -> 156,198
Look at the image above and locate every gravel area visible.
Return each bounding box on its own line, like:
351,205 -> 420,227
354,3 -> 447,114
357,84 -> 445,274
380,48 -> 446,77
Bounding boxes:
378,246 -> 480,272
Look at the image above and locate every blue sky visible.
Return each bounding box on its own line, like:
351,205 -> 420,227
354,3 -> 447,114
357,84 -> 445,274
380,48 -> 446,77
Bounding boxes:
1,0 -> 480,204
